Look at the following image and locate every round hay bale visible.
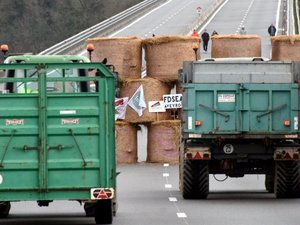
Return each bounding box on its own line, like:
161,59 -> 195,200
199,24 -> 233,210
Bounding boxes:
119,77 -> 173,124
115,121 -> 138,164
211,34 -> 261,58
271,35 -> 300,61
147,120 -> 181,163
142,35 -> 201,82
86,37 -> 142,79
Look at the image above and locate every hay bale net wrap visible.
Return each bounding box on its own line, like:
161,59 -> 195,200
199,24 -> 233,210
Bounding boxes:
86,36 -> 142,79
115,121 -> 138,164
119,77 -> 173,124
147,120 -> 181,163
142,35 -> 201,81
271,35 -> 300,61
211,34 -> 261,58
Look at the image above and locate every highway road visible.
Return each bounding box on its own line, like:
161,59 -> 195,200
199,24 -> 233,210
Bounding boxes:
112,0 -> 216,37
4,0 -> 300,225
199,0 -> 280,58
3,164 -> 300,225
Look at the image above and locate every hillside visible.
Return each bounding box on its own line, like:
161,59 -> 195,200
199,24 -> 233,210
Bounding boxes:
0,0 -> 143,54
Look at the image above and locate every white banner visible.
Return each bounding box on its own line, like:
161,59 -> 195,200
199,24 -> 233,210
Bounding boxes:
128,85 -> 146,117
115,97 -> 129,120
163,94 -> 182,109
148,101 -> 166,113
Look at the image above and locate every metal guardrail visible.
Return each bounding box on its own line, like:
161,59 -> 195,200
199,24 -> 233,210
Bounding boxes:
38,0 -> 167,55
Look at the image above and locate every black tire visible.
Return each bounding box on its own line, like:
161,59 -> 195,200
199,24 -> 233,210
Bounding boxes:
265,174 -> 274,193
182,160 -> 209,199
0,202 -> 10,218
275,161 -> 300,198
94,199 -> 113,224
84,202 -> 96,217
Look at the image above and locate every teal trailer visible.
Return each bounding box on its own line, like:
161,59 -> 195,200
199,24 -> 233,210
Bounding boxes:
179,59 -> 300,199
0,55 -> 116,224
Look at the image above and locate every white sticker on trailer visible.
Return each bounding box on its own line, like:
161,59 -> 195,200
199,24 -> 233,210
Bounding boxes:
60,110 -> 76,115
218,94 -> 235,103
295,117 -> 298,130
188,117 -> 193,130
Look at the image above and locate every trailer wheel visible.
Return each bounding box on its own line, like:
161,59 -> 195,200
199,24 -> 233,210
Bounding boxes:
94,199 -> 113,224
265,174 -> 274,193
182,160 -> 209,199
0,201 -> 10,218
275,161 -> 300,198
84,202 -> 95,217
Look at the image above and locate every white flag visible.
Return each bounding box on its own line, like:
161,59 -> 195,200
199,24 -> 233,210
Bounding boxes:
128,85 -> 146,116
115,97 -> 129,120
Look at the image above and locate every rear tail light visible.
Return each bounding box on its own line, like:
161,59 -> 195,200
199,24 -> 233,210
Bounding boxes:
283,120 -> 290,127
195,120 -> 202,126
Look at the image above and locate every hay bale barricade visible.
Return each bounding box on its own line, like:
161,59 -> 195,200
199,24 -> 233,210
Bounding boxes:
271,35 -> 300,61
147,120 -> 181,163
115,121 -> 138,164
86,37 -> 142,79
120,77 -> 173,123
211,34 -> 261,58
142,35 -> 200,82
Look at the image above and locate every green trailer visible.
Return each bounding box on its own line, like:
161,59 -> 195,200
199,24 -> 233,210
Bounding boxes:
179,59 -> 300,199
0,55 -> 117,224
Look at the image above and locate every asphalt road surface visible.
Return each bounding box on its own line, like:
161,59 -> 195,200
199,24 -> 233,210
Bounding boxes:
2,163 -> 300,225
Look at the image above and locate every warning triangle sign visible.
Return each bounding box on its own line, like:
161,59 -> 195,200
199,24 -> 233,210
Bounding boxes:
98,190 -> 108,199
194,152 -> 201,159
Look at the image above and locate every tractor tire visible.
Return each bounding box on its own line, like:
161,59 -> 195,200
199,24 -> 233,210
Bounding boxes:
0,202 -> 10,218
265,174 -> 274,193
275,161 -> 300,198
94,199 -> 113,224
84,202 -> 95,217
182,160 -> 209,199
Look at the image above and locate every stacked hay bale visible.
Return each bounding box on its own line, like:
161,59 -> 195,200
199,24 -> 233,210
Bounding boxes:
88,35 -> 193,164
87,37 -> 143,163
142,35 -> 201,81
119,77 -> 173,124
271,35 -> 300,60
147,120 -> 181,163
86,36 -> 142,79
115,121 -> 138,164
140,35 -> 196,163
211,34 -> 261,58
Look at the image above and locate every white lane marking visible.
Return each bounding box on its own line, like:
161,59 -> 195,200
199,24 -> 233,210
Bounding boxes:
165,184 -> 173,188
200,0 -> 229,33
169,197 -> 178,202
163,164 -> 190,224
235,0 -> 255,34
276,0 -> 281,32
177,212 -> 187,218
163,173 -> 170,177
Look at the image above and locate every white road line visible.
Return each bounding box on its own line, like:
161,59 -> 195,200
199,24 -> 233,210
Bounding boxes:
169,197 -> 178,202
235,0 -> 255,34
200,0 -> 230,33
163,164 -> 190,225
165,184 -> 173,188
177,212 -> 187,218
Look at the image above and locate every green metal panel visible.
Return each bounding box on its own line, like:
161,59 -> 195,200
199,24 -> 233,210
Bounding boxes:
183,83 -> 299,135
0,61 -> 116,201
